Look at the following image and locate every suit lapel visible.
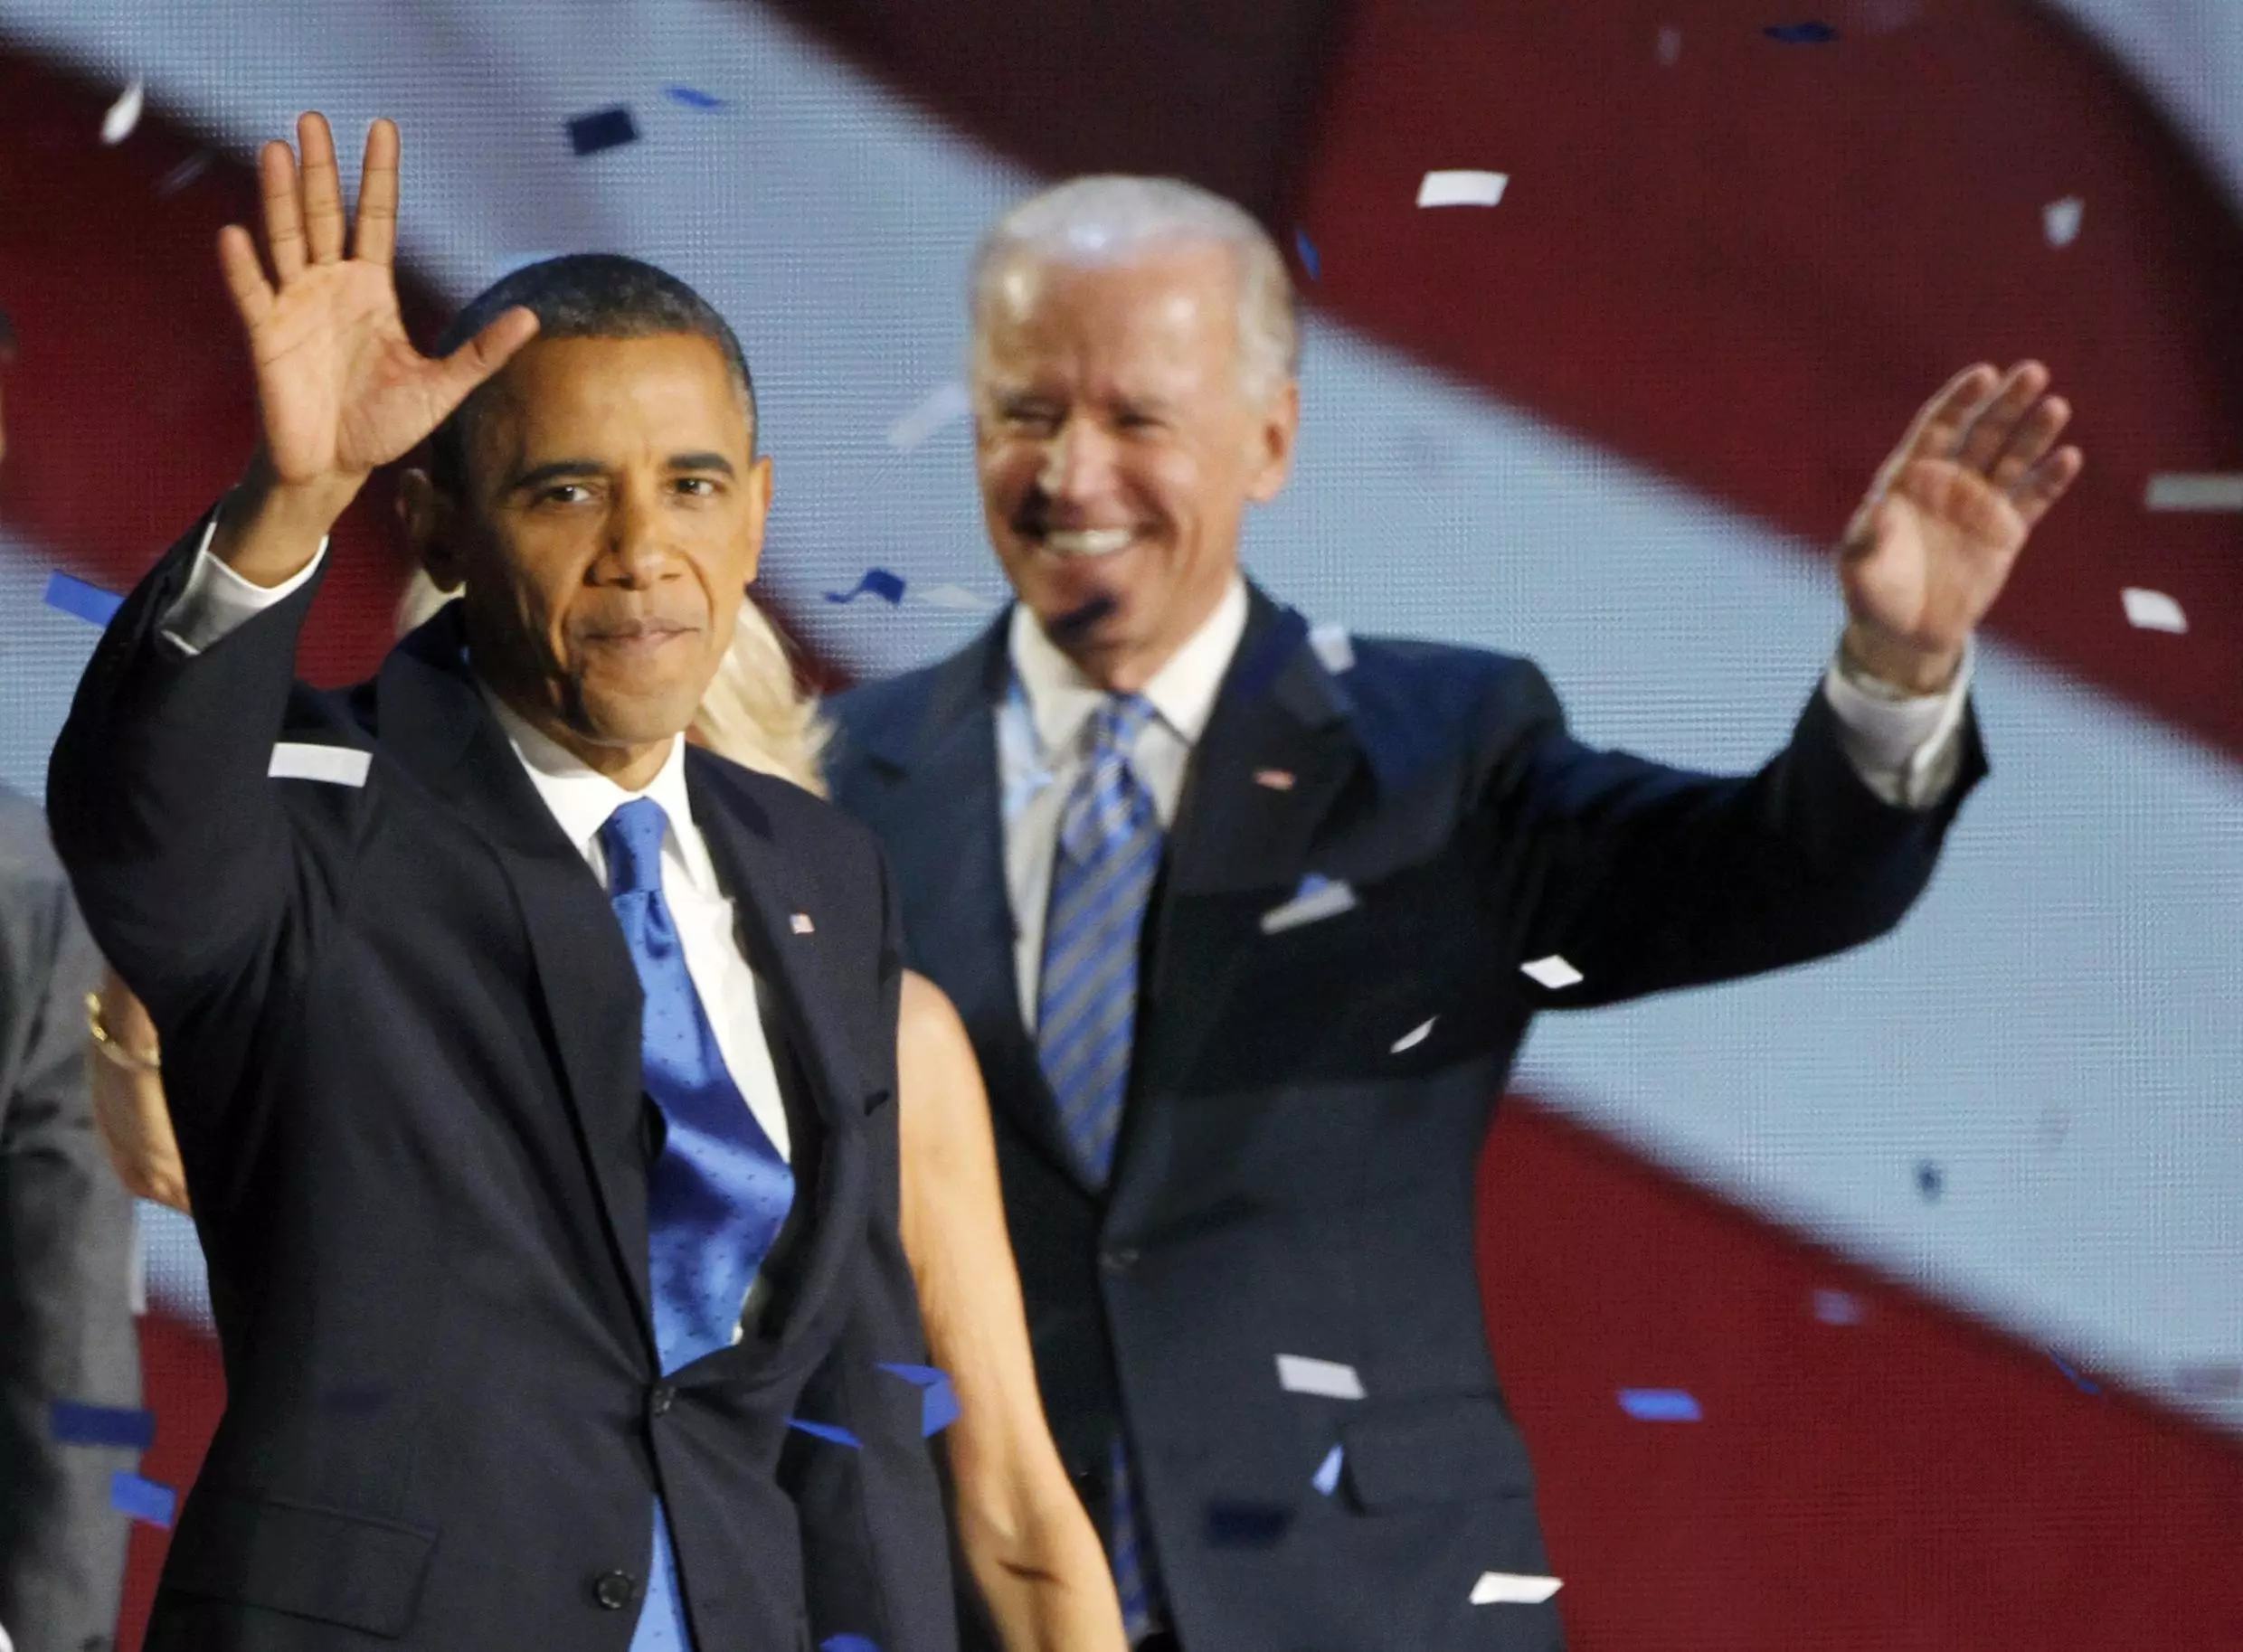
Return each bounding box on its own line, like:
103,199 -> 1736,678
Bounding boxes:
373,613 -> 655,1337
686,758 -> 867,1357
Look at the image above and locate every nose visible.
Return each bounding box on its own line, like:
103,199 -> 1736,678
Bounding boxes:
1036,415 -> 1122,509
596,477 -> 676,588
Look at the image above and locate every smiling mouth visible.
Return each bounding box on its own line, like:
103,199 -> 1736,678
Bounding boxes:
1036,527 -> 1136,559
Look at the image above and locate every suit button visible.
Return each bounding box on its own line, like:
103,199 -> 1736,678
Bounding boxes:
649,1383 -> 676,1417
1100,1246 -> 1140,1276
592,1571 -> 637,1610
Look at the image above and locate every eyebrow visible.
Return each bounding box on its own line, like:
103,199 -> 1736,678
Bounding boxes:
505,453 -> 738,494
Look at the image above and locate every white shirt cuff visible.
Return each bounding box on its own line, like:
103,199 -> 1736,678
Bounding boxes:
157,508 -> 328,656
1821,636 -> 1974,810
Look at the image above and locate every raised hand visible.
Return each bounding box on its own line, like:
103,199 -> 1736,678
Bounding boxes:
215,112 -> 536,501
1836,362 -> 2083,694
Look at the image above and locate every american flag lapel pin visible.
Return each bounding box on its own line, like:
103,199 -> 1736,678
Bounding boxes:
1253,768 -> 1297,791
790,912 -> 815,935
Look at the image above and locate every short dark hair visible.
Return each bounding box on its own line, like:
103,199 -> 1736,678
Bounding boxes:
427,253 -> 756,496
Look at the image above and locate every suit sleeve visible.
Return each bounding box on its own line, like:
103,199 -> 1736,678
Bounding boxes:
45,510 -> 334,1090
0,873 -> 137,1647
1491,660 -> 1989,1009
788,848 -> 958,1652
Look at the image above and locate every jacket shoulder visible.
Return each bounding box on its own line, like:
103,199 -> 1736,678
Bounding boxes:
826,660 -> 950,765
1339,634 -> 1565,757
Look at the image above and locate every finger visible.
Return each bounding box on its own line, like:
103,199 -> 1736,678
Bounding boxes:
433,305 -> 541,404
258,137 -> 308,283
1951,361 -> 2050,473
1989,394 -> 2071,493
216,224 -> 277,329
298,111 -> 345,265
1869,363 -> 1999,497
2010,444 -> 2084,531
353,118 -> 401,267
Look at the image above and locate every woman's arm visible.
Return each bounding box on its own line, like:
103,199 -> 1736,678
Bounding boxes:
86,971 -> 191,1212
896,971 -> 1126,1652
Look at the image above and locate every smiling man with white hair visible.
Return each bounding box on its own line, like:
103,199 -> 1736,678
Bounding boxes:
829,171 -> 2080,1649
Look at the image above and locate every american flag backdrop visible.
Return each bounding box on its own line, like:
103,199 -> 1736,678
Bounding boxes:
0,1 -> 2238,1645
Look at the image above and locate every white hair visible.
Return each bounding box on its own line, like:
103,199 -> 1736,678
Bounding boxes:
970,175 -> 1299,401
393,568 -> 829,797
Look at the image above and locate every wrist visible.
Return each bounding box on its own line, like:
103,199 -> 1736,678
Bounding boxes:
1840,621 -> 1962,697
212,449 -> 356,586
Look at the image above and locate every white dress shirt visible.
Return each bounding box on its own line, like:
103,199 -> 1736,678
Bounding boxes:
998,572 -> 1974,1030
160,533 -> 791,1162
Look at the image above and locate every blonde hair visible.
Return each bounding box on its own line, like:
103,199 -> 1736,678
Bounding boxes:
393,568 -> 830,796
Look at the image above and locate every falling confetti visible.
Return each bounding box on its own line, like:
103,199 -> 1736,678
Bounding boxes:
1617,1388 -> 1701,1421
1765,21 -> 1841,42
2174,1364 -> 2243,1399
786,1417 -> 862,1449
875,1363 -> 961,1438
1294,227 -> 1320,281
1307,621 -> 1355,674
109,1471 -> 175,1528
2120,589 -> 2187,634
156,150 -> 212,196
824,568 -> 907,606
1417,170 -> 1509,208
821,1639 -> 882,1652
565,106 -> 640,156
2144,473 -> 2243,511
1275,1354 -> 1367,1399
1259,875 -> 1358,935
2049,1355 -> 2100,1393
665,85 -> 725,109
1657,26 -> 1682,65
1389,1017 -> 1435,1053
50,1401 -> 155,1449
43,571 -> 124,627
916,583 -> 998,612
1311,1444 -> 1344,1496
2043,196 -> 2084,248
885,381 -> 971,452
101,80 -> 145,146
1471,1572 -> 1563,1606
1915,1159 -> 1944,1201
1519,955 -> 1583,990
1811,1288 -> 1866,1326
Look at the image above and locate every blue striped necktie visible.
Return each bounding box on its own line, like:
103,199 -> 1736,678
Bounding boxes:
601,797 -> 796,1652
1036,693 -> 1169,1638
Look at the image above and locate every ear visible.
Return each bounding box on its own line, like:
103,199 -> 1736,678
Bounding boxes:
397,467 -> 465,591
735,454 -> 773,588
1245,376 -> 1300,505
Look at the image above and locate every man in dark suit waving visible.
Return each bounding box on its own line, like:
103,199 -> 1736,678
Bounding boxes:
49,114 -> 952,1651
826,175 -> 2082,1649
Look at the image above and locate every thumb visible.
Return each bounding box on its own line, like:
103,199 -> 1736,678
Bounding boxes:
434,305 -> 539,403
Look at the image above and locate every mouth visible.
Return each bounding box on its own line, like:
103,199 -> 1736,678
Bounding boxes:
578,618 -> 697,658
1032,526 -> 1137,560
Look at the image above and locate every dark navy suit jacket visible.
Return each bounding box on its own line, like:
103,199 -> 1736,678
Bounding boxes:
48,517 -> 956,1652
828,583 -> 1987,1651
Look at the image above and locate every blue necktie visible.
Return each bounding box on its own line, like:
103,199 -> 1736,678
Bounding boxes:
601,798 -> 796,1652
1035,695 -> 1168,1639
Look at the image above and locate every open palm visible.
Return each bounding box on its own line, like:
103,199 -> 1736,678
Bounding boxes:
1838,362 -> 2082,682
218,113 -> 536,488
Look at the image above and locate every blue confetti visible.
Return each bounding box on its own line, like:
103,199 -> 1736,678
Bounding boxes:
823,568 -> 907,606
875,1362 -> 961,1438
2049,1355 -> 2100,1394
664,86 -> 725,109
1294,228 -> 1320,282
1617,1388 -> 1702,1421
1916,1159 -> 1944,1202
821,1638 -> 882,1652
1764,21 -> 1840,42
1311,1443 -> 1344,1496
44,571 -> 123,627
51,1401 -> 154,1449
110,1470 -> 175,1527
566,106 -> 640,156
786,1417 -> 861,1449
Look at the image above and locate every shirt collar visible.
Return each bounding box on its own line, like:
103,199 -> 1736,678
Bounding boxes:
1008,573 -> 1249,760
478,683 -> 717,895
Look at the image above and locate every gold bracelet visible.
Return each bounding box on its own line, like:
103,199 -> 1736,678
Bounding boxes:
85,992 -> 162,1073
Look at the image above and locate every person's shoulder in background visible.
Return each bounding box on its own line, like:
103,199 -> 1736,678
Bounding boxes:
0,782 -> 74,892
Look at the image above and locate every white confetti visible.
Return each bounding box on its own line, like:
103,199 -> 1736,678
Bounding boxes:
2144,473 -> 2243,512
915,582 -> 998,612
2121,588 -> 2187,635
155,150 -> 212,196
268,742 -> 371,788
1417,169 -> 1509,208
790,912 -> 815,935
1657,25 -> 1682,65
1259,877 -> 1358,935
1275,1354 -> 1366,1400
1811,1288 -> 1865,1326
1307,621 -> 1354,674
1471,1572 -> 1563,1606
1520,954 -> 1583,990
1390,1017 -> 1435,1053
886,381 -> 971,452
2042,196 -> 2083,248
1311,1443 -> 1344,1495
101,79 -> 145,146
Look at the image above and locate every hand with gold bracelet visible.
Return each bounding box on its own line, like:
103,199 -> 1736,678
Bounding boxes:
85,968 -> 191,1213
